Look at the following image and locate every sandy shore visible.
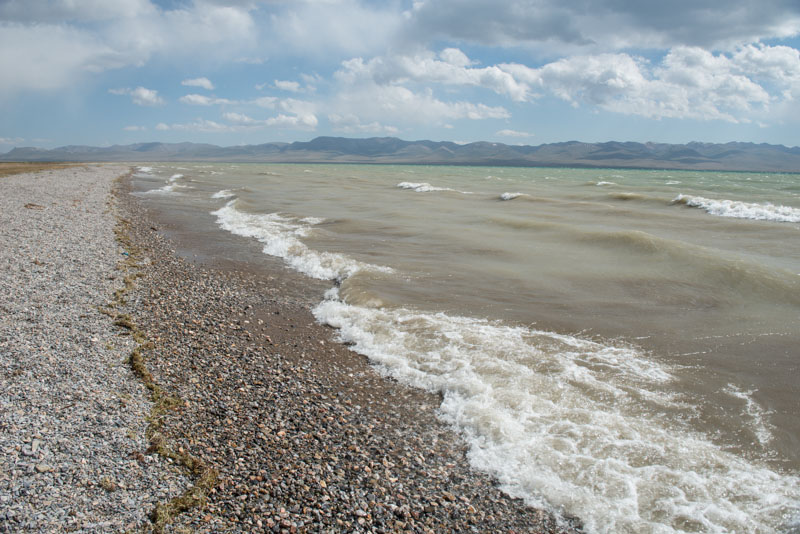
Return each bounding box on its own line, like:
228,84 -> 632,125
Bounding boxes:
1,164 -> 583,532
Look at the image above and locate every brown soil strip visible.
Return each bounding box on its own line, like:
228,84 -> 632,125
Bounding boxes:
0,162 -> 85,178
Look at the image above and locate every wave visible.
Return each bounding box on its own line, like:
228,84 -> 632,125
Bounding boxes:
579,229 -> 800,304
397,182 -> 472,194
608,192 -> 645,201
723,384 -> 775,447
211,201 -> 391,282
499,192 -> 525,201
673,195 -> 800,223
139,184 -> 187,195
212,189 -> 236,199
136,166 -> 154,174
137,174 -> 188,195
314,289 -> 800,533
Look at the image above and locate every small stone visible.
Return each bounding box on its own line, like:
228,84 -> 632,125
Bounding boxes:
35,464 -> 52,473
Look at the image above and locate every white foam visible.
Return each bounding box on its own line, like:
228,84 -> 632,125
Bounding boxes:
139,182 -> 188,195
596,181 -> 617,186
673,194 -> 800,223
396,181 -> 474,194
397,181 -> 454,193
136,166 -> 153,174
211,201 -> 390,282
137,173 -> 190,195
212,189 -> 235,199
500,192 -> 524,201
724,384 -> 775,447
313,290 -> 800,534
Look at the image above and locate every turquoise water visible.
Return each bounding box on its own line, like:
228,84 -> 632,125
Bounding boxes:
133,164 -> 800,533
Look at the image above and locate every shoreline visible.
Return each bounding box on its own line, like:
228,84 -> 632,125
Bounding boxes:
118,171 -> 584,532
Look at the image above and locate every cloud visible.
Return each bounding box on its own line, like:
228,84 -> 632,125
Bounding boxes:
179,94 -> 236,106
182,77 -> 214,90
404,0 -> 800,52
336,51 -> 530,102
222,112 -> 260,125
330,53 -> 512,127
155,119 -> 235,133
332,43 -> 797,125
732,44 -> 800,90
265,0 -> 403,57
235,56 -> 266,64
0,0 -> 155,23
274,80 -> 301,92
252,96 -> 278,108
264,114 -> 318,129
273,98 -> 319,129
331,81 -> 510,126
220,109 -> 318,130
494,44 -> 800,123
123,125 -> 147,131
0,1 -> 257,100
158,102 -> 319,133
0,137 -> 25,145
0,23 -> 122,98
328,114 -> 399,135
496,129 -> 533,138
109,86 -> 165,106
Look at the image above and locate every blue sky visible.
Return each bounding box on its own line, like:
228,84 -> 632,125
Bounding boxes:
1,0 -> 800,151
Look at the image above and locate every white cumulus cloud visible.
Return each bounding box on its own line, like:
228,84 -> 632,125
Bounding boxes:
328,114 -> 399,135
498,44 -> 797,123
179,94 -> 236,106
182,77 -> 215,90
336,51 -> 530,102
274,80 -> 301,92
109,86 -> 165,106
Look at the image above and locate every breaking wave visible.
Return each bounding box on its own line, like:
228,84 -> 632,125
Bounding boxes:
211,200 -> 392,282
673,195 -> 800,223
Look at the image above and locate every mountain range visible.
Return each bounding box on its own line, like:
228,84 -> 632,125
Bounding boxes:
3,136 -> 800,172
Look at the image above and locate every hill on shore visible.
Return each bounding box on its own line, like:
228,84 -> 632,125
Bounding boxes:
3,136 -> 800,172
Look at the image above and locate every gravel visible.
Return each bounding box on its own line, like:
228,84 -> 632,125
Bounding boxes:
0,166 -> 187,533
0,164 -> 585,533
117,175 -> 585,533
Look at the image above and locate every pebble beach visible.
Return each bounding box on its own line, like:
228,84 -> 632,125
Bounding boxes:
1,164 -> 582,533
0,165 -> 186,532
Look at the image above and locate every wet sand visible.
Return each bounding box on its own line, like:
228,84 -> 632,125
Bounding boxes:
117,173 -> 584,532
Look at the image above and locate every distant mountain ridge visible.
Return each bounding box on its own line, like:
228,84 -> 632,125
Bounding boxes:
3,136 -> 800,172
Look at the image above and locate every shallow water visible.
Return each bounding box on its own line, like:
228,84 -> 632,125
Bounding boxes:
133,163 -> 800,533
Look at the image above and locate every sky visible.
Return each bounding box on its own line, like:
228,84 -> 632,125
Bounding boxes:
1,0 -> 800,151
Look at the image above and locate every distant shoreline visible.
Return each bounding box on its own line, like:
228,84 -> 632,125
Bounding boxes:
3,136 -> 800,173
